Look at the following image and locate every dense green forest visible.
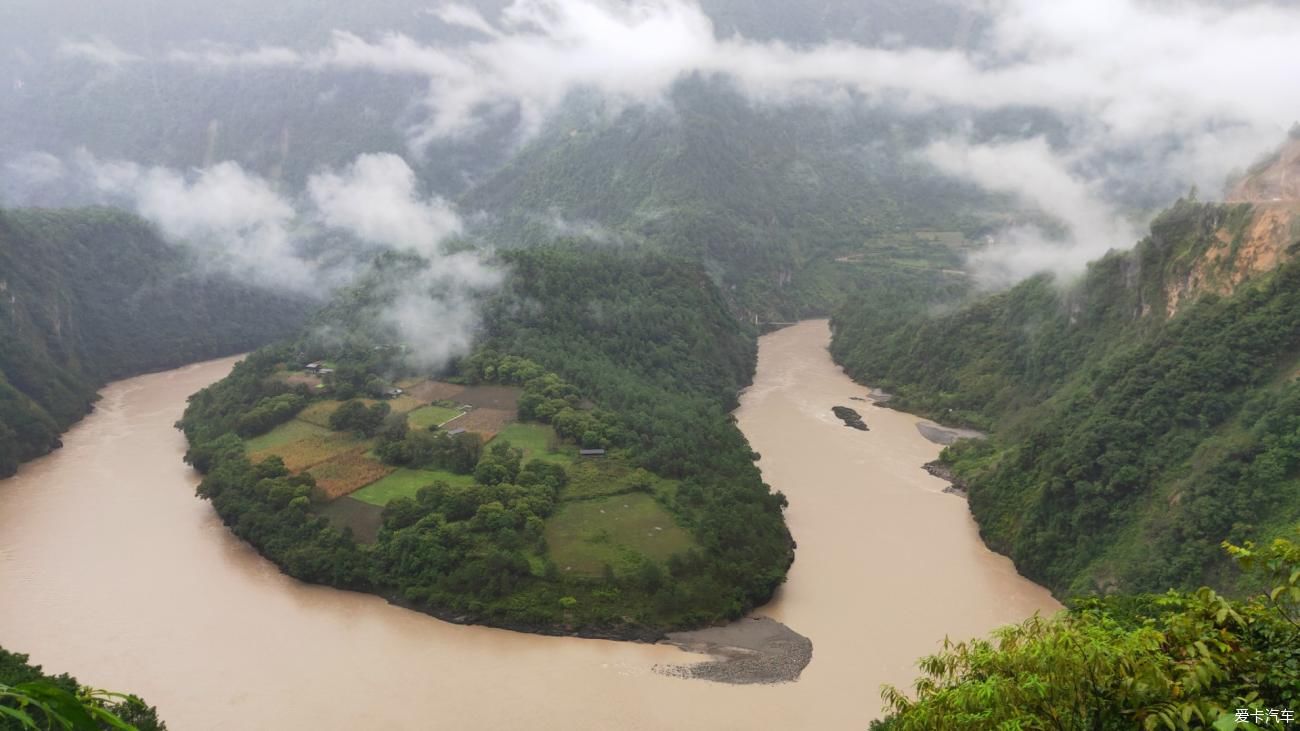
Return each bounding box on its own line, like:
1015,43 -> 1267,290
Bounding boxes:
179,244 -> 793,634
832,199 -> 1300,597
0,207 -> 309,477
1,646 -> 165,730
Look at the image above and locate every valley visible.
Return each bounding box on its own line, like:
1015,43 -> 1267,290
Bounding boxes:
2,2 -> 1299,728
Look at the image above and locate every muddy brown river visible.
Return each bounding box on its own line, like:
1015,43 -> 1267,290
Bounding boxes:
0,320 -> 1059,729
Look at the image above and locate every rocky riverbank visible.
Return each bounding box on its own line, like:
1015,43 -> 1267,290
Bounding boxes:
923,461 -> 969,497
655,617 -> 813,685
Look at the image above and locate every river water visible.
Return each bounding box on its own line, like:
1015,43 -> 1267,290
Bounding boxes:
0,320 -> 1059,730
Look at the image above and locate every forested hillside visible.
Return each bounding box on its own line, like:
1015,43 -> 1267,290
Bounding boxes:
832,190 -> 1300,597
0,207 -> 309,476
179,244 -> 793,634
461,81 -> 996,320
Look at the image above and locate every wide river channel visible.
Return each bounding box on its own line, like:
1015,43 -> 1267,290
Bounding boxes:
0,320 -> 1059,730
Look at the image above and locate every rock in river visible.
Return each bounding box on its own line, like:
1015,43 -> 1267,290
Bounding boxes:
832,405 -> 869,431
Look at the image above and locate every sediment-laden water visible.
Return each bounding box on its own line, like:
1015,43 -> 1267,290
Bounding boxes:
0,321 -> 1059,729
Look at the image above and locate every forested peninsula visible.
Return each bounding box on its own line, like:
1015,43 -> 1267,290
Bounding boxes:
181,245 -> 794,636
0,207 -> 310,477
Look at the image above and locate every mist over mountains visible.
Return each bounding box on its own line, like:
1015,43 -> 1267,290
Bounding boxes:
4,0 -> 1297,294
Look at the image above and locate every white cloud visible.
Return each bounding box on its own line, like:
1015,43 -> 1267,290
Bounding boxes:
924,137 -> 1140,286
428,4 -> 502,38
167,44 -> 303,69
169,0 -> 1297,146
307,153 -> 462,255
304,155 -> 499,368
43,1 -> 1300,283
83,155 -> 315,290
4,152 -> 67,187
56,36 -> 142,69
71,150 -> 498,369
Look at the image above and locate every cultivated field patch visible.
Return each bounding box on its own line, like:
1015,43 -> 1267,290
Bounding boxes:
544,494 -> 693,577
245,422 -> 358,471
451,407 -> 514,439
457,384 -> 521,410
386,395 -> 426,415
401,380 -> 466,403
306,449 -> 395,500
407,405 -> 463,430
296,400 -> 349,428
351,467 -> 478,506
244,419 -> 330,452
489,423 -> 573,465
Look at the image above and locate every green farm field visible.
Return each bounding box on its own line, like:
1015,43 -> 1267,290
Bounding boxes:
351,468 -> 478,506
544,493 -> 693,577
406,405 -> 463,430
488,423 -> 573,465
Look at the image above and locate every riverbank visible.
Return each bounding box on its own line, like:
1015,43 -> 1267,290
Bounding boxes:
382,593 -> 668,643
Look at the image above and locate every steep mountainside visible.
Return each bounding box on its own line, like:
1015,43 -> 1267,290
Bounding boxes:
0,207 -> 310,476
831,141 -> 1300,597
462,81 -> 998,320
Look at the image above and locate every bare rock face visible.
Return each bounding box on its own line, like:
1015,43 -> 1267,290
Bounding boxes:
832,406 -> 868,431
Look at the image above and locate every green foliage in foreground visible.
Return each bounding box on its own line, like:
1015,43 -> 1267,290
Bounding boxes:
875,536 -> 1300,731
180,246 -> 793,633
832,200 -> 1300,596
0,648 -> 164,731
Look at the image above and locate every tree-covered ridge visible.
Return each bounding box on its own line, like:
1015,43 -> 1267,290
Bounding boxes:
0,207 -> 310,477
461,81 -> 998,321
831,199 -> 1300,597
872,536 -> 1300,731
1,647 -> 165,731
180,245 -> 792,634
